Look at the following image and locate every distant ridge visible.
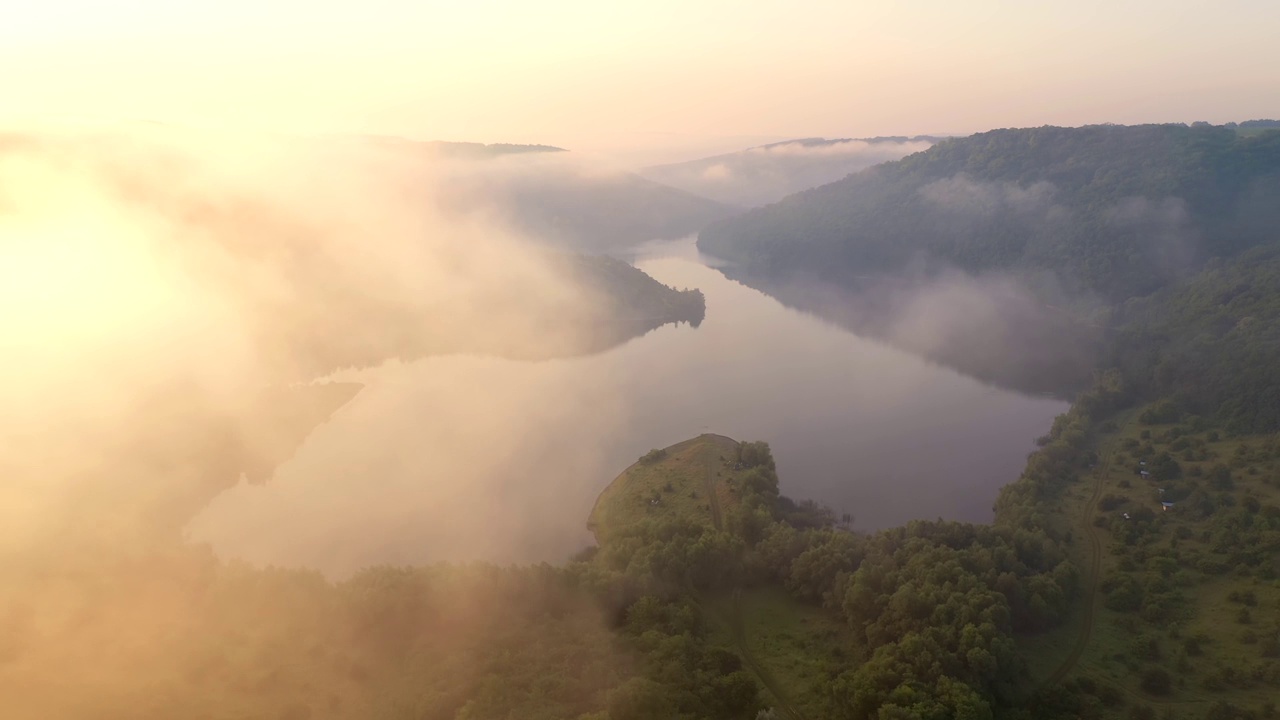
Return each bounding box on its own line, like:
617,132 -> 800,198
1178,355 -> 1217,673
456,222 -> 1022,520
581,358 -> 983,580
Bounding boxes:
640,135 -> 939,206
339,134 -> 567,156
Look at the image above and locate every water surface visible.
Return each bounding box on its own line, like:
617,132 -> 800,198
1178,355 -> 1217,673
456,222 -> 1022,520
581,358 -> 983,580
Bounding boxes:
190,239 -> 1067,576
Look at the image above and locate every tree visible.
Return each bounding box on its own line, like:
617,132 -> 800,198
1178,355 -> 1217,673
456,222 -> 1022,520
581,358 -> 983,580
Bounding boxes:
607,677 -> 676,720
1209,464 -> 1234,490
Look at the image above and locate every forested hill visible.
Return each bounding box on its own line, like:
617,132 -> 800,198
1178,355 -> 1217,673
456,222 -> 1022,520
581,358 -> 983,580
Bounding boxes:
1108,243 -> 1280,434
698,124 -> 1280,302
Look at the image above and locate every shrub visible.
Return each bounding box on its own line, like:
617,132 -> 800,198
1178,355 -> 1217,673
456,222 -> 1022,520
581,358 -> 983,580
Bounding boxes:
1129,705 -> 1157,720
1261,636 -> 1280,658
1097,682 -> 1125,708
640,448 -> 668,464
1140,667 -> 1172,695
1228,590 -> 1258,606
1209,465 -> 1234,490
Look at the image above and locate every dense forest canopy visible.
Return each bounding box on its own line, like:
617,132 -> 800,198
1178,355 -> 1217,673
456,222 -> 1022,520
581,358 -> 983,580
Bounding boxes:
1108,244 -> 1280,434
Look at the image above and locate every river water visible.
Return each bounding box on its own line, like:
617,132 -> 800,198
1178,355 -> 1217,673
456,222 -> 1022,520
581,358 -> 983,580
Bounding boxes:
188,239 -> 1067,576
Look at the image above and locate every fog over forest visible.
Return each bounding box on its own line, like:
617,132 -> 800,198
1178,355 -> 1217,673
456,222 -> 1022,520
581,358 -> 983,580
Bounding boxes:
5,2 -> 1280,718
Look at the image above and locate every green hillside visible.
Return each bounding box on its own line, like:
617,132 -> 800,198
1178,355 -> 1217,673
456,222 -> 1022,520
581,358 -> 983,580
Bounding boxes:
695,124 -> 1280,394
699,124 -> 1280,302
1020,408 -> 1280,719
1108,244 -> 1280,434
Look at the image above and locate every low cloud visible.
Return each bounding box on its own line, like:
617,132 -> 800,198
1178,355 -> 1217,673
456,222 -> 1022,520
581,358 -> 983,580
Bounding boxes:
747,138 -> 933,159
641,137 -> 935,206
701,162 -> 732,181
919,174 -> 1057,216
0,124 -> 648,717
746,265 -> 1103,397
0,125 -> 641,565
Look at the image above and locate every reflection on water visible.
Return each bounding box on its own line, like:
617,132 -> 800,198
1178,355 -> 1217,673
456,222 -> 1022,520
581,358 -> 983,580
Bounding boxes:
188,239 -> 1067,576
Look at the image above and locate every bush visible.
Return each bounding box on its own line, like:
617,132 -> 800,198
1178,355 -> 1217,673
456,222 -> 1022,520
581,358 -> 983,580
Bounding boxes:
1141,400 -> 1183,425
1261,636 -> 1280,658
1097,682 -> 1125,708
1104,576 -> 1145,613
1131,635 -> 1162,661
1129,705 -> 1157,720
1150,452 -> 1183,479
640,448 -> 668,464
1204,701 -> 1256,720
1140,667 -> 1172,695
1227,590 -> 1257,606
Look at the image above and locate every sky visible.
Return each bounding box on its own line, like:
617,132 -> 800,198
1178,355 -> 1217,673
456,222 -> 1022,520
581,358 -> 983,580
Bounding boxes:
3,0 -> 1278,165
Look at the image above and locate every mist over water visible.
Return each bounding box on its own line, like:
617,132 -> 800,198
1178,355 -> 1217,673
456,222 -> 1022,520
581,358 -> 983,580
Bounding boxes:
190,239 -> 1067,577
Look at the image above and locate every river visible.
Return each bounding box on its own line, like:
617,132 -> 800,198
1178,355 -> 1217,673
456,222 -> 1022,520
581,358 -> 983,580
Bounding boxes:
188,239 -> 1068,576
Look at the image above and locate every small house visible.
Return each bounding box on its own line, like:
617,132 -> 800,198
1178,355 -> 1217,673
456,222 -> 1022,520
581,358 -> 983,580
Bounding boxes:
1123,512 -> 1131,520
1161,501 -> 1175,511
1140,470 -> 1150,478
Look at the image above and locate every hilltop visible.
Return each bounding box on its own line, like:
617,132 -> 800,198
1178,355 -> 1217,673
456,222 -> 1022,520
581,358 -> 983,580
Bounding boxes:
589,434 -> 741,541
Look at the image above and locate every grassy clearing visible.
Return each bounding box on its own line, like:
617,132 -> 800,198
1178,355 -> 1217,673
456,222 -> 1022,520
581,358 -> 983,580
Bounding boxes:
1021,406 -> 1280,716
588,434 -> 745,541
701,587 -> 850,719
736,587 -> 851,717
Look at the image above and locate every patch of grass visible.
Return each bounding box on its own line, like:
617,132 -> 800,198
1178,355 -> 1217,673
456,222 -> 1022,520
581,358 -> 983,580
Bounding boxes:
736,588 -> 852,718
701,587 -> 851,719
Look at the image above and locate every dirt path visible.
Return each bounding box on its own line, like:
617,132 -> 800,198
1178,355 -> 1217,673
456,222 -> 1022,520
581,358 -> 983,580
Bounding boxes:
698,438 -> 805,720
1036,417 -> 1218,710
1043,413 -> 1167,691
701,439 -> 725,531
1042,428 -> 1114,688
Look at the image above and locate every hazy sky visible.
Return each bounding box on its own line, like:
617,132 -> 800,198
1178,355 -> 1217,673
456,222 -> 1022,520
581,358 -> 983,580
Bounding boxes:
4,0 -> 1278,164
